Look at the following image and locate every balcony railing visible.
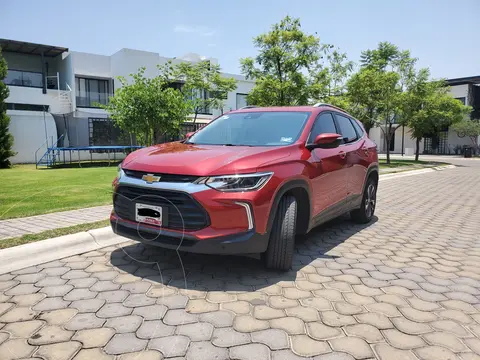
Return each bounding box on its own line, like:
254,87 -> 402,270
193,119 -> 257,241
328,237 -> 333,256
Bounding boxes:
76,93 -> 112,108
3,69 -> 43,88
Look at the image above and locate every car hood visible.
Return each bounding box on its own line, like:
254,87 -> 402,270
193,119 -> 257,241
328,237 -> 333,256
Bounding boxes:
122,142 -> 291,176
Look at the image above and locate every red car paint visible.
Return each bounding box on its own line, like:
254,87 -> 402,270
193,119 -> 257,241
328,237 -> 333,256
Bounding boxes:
111,105 -> 378,254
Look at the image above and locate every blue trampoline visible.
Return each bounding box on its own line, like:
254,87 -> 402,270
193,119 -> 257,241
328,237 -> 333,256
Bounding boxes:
36,144 -> 143,168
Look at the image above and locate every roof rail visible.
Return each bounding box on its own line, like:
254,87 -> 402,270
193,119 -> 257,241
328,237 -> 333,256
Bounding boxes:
313,102 -> 346,112
239,105 -> 258,109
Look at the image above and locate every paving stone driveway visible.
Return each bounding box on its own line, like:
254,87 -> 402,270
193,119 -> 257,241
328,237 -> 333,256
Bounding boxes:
0,161 -> 480,360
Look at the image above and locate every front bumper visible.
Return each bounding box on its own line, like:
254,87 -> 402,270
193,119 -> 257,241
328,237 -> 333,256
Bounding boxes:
111,214 -> 269,254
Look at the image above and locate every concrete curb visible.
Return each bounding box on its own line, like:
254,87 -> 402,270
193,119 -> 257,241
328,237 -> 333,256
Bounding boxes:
379,164 -> 456,181
0,227 -> 127,275
0,163 -> 456,274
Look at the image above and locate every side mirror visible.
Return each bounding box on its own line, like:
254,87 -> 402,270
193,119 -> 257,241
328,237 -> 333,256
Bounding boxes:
185,132 -> 194,139
307,133 -> 342,150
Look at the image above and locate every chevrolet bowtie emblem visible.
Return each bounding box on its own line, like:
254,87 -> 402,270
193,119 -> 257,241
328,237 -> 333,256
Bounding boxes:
142,174 -> 161,184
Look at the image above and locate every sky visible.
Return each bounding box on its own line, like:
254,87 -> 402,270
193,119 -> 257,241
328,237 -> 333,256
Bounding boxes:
1,0 -> 478,80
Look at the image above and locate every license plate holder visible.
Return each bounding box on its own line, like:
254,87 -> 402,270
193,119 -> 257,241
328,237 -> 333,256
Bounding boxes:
135,203 -> 167,226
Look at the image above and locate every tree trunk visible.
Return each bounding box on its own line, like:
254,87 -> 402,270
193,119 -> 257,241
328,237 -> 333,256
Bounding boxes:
415,137 -> 420,162
192,110 -> 198,124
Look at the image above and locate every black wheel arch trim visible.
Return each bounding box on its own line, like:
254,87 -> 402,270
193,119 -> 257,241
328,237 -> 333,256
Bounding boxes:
265,179 -> 312,235
363,164 -> 379,193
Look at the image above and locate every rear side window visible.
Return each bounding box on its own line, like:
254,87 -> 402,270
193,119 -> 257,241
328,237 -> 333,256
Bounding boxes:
335,114 -> 358,143
308,113 -> 337,143
350,118 -> 365,137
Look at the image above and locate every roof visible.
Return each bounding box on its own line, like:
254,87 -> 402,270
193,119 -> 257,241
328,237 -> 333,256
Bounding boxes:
0,38 -> 68,57
446,75 -> 480,86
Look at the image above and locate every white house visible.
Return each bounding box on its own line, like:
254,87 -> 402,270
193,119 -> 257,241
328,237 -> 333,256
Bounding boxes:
1,38 -> 254,164
369,75 -> 480,155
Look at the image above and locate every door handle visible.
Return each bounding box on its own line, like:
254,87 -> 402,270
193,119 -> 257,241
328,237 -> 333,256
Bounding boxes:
338,151 -> 346,159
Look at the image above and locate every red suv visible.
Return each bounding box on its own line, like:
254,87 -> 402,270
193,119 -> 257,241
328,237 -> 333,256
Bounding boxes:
111,104 -> 378,270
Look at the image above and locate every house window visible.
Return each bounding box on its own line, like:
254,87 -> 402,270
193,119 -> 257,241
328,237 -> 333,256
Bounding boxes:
236,93 -> 248,109
7,103 -> 49,111
455,97 -> 466,105
76,77 -> 110,107
3,70 -> 43,88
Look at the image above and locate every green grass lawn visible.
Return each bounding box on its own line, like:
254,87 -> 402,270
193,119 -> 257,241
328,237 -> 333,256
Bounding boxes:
378,159 -> 448,168
1,159 -> 449,220
0,164 -> 117,219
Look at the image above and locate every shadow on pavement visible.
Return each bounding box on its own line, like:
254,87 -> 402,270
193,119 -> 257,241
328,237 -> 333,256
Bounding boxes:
110,215 -> 378,292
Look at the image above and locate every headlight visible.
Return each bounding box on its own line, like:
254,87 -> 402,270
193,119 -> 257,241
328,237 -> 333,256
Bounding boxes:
117,164 -> 123,180
197,172 -> 273,192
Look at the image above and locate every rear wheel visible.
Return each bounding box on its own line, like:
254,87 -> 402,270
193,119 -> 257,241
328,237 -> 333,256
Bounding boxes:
351,177 -> 377,224
265,195 -> 297,271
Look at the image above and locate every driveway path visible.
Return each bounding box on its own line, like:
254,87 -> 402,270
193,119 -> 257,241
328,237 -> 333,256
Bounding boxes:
0,206 -> 111,240
0,160 -> 479,359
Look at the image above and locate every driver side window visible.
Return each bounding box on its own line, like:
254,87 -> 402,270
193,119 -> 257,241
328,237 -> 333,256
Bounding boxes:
308,113 -> 337,143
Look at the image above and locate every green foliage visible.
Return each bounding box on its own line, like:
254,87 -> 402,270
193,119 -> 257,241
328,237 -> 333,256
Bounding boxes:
240,16 -> 330,106
100,66 -> 190,146
0,47 -> 16,168
401,68 -> 471,159
171,61 -> 236,122
451,118 -> 480,150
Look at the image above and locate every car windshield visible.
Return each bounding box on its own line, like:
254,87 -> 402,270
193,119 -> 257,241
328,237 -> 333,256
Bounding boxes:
187,111 -> 310,146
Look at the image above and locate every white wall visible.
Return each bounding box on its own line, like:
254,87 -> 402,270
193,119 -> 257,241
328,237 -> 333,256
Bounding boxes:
7,110 -> 57,163
70,51 -> 112,78
6,86 -> 66,113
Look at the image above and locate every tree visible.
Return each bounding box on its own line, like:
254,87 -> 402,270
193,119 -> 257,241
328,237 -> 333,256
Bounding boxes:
0,47 -> 16,168
100,67 -> 190,146
173,61 -> 236,123
348,42 -> 416,163
452,118 -> 480,154
240,16 -> 329,106
401,68 -> 471,160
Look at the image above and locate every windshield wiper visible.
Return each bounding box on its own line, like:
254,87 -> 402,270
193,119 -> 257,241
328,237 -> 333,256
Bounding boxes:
223,144 -> 253,147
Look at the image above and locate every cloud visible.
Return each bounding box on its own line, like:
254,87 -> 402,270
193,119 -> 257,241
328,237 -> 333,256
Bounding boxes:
174,24 -> 215,37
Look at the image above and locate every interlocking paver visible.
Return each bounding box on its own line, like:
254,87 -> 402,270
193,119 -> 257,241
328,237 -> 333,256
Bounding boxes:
11,293 -> 45,307
330,336 -> 374,359
148,335 -> 190,357
0,307 -> 37,323
414,345 -> 459,360
2,162 -> 480,358
374,343 -> 418,360
3,320 -> 44,338
35,341 -> 82,360
136,320 -> 175,339
229,343 -> 271,360
382,328 -> 426,349
65,313 -> 106,330
105,315 -> 142,333
28,325 -> 74,345
71,328 -> 115,348
0,339 -> 36,360
104,333 -> 148,355
344,323 -> 383,343
33,297 -> 70,311
117,350 -> 163,360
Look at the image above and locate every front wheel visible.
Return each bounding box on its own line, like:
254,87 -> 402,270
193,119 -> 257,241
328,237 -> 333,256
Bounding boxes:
264,195 -> 297,271
351,178 -> 377,224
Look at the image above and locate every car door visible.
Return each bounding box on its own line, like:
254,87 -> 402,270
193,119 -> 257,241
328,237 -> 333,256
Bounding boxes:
307,112 -> 348,223
333,113 -> 362,208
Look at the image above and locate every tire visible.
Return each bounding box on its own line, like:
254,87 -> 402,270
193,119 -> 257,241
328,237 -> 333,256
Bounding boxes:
350,177 -> 377,224
264,195 -> 297,271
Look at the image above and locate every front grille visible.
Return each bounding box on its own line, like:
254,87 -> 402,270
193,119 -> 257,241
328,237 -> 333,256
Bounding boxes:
114,186 -> 209,231
123,169 -> 199,183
